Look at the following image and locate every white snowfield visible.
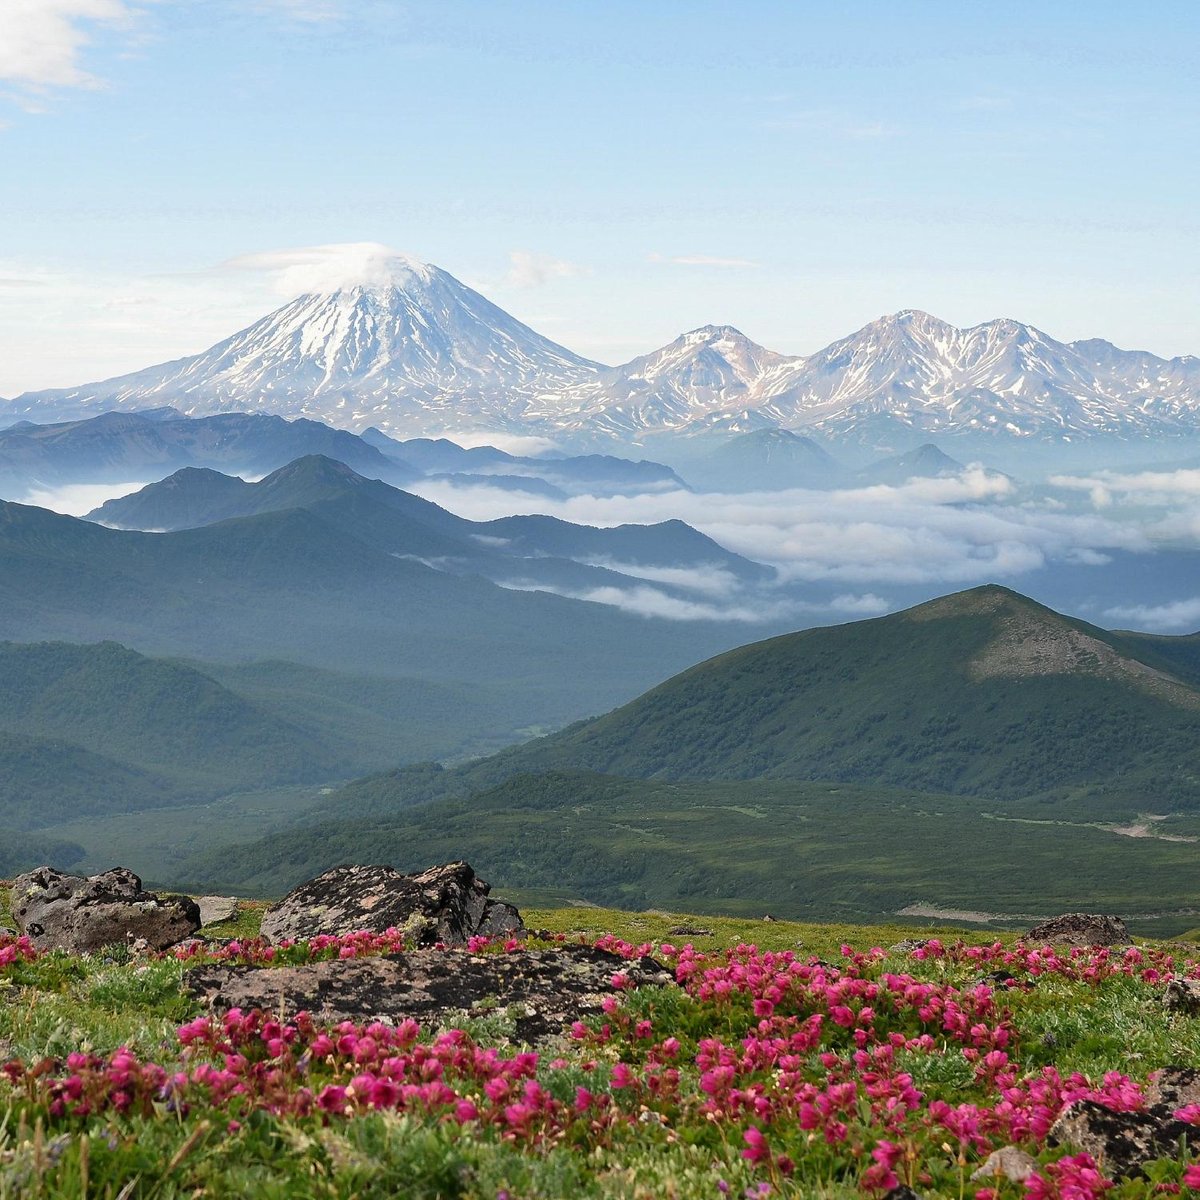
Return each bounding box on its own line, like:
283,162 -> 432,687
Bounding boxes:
8,257 -> 1200,444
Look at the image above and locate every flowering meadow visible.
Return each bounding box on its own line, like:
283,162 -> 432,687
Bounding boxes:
4,906 -> 1200,1198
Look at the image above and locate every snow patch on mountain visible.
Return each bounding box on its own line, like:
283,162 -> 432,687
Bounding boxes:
8,254 -> 1200,447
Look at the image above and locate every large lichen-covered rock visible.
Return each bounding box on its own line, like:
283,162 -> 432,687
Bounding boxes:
186,945 -> 674,1045
12,866 -> 200,953
1048,1090 -> 1195,1178
1025,913 -> 1130,946
259,862 -> 523,946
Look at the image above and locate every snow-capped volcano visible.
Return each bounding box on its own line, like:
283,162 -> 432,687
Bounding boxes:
8,256 -> 601,433
8,258 -> 1200,448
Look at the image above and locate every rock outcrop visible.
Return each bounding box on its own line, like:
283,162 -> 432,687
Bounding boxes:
1025,913 -> 1130,946
186,945 -> 674,1045
259,862 -> 523,946
11,866 -> 200,953
1164,979 -> 1200,1016
1048,1070 -> 1200,1177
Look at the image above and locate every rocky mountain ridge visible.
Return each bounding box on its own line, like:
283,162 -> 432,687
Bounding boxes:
7,258 -> 1199,448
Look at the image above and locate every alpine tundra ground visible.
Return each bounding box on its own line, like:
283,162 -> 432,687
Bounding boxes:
4,893 -> 1200,1198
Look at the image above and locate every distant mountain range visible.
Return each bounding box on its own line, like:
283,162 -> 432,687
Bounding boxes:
87,454 -> 769,596
0,468 -> 768,736
0,409 -> 683,498
5,255 -> 1198,449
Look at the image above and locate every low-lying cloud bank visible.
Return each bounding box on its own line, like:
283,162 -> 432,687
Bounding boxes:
411,470 -> 1149,587
20,463 -> 1200,632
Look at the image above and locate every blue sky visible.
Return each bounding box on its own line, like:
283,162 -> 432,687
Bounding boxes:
1,0 -> 1197,394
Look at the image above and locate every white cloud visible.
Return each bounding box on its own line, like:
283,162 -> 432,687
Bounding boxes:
578,559 -> 747,597
504,250 -> 586,289
410,470 -> 1151,590
648,253 -> 761,269
828,593 -> 890,615
0,0 -> 140,102
17,479 -> 155,516
222,241 -> 430,297
253,0 -> 344,21
496,580 -> 794,624
1105,598 -> 1200,633
1050,469 -> 1200,506
439,431 -> 562,457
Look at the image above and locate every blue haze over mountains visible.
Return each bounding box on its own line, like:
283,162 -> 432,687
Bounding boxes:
5,256 -> 1200,899
5,256 -> 1200,469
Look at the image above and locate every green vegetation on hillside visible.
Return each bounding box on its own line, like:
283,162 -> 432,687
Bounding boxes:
178,771 -> 1200,934
172,585 -> 1200,921
0,496 -> 747,732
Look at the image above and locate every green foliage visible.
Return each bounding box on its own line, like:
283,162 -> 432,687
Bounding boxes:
183,771 -> 1200,935
0,911 -> 1198,1198
0,831 -> 85,877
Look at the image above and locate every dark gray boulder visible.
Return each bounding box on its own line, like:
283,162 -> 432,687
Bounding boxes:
11,866 -> 200,953
259,861 -> 523,947
186,945 -> 674,1045
1025,913 -> 1130,946
1049,1085 -> 1197,1178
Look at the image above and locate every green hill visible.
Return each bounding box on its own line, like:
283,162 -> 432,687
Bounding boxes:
0,728 -> 166,828
0,496 -> 750,730
285,584 -> 1200,818
0,641 -> 338,790
0,639 -> 553,847
455,584 -> 1200,803
179,585 -> 1200,923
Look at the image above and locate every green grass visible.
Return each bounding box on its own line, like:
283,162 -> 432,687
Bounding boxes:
2,899 -> 1200,1198
179,772 -> 1200,936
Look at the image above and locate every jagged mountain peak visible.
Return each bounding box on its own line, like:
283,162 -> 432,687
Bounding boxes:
8,258 -> 1200,446
677,324 -> 756,345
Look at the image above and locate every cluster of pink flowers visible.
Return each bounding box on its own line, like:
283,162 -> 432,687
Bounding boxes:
169,927 -> 410,965
0,933 -> 37,967
8,928 -> 1200,1195
4,1007 -> 636,1146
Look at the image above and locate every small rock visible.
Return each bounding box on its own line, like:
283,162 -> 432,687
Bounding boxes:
761,913 -> 777,922
1164,979 -> 1200,1016
1026,913 -> 1129,947
187,945 -> 674,1045
882,1188 -> 924,1200
196,896 -> 239,927
889,939 -> 928,954
971,1145 -> 1038,1183
972,969 -> 1027,989
11,866 -> 200,954
667,924 -> 713,937
260,862 -> 523,947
